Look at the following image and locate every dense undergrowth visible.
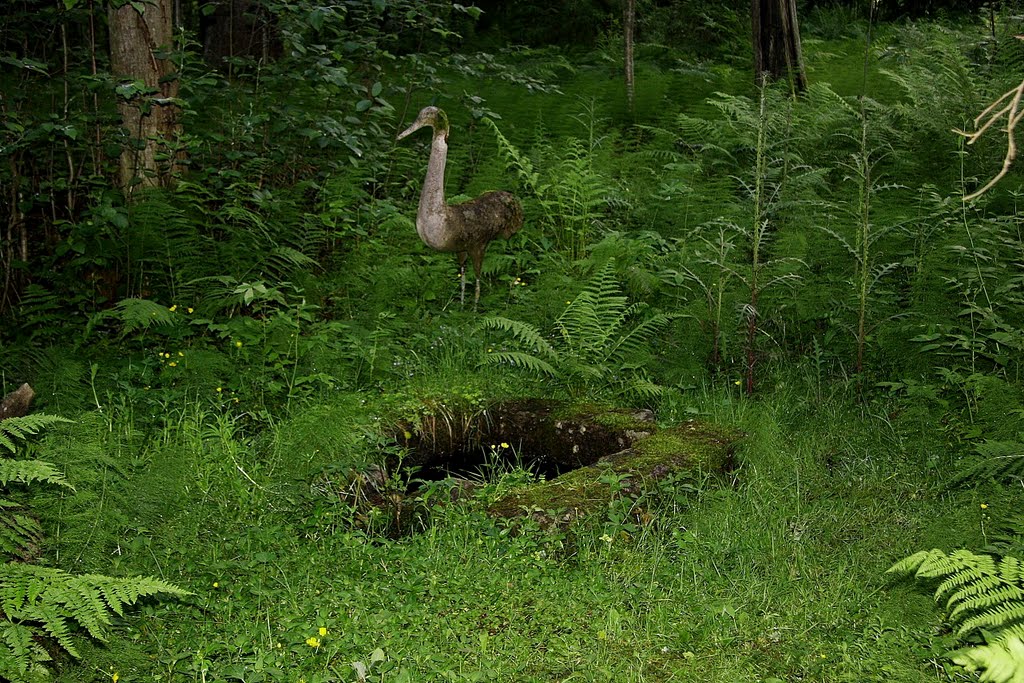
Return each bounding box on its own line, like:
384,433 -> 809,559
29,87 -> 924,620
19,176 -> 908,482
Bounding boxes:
3,2 -> 1024,681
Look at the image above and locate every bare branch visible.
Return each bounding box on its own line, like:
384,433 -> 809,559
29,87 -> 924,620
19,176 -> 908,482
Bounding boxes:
955,78 -> 1024,201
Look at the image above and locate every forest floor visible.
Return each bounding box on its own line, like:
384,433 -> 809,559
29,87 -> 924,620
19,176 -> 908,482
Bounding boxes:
9,16 -> 1018,683
37,378 -> 997,683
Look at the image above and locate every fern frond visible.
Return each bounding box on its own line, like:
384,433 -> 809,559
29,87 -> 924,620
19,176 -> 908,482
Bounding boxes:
483,351 -> 557,377
0,621 -> 51,682
0,415 -> 72,454
107,297 -> 176,336
479,316 -> 557,359
891,548 -> 1024,641
952,629 -> 1024,683
887,548 -> 944,575
958,601 -> 1024,639
952,441 -> 1024,487
0,460 -> 73,490
483,117 -> 539,195
0,563 -> 189,662
606,313 -> 675,365
0,499 -> 43,561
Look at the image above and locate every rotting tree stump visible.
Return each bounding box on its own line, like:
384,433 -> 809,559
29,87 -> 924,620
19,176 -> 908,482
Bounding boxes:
487,420 -> 741,529
341,397 -> 744,533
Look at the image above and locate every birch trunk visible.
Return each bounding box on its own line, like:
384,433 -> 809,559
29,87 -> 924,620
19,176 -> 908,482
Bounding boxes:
108,0 -> 182,192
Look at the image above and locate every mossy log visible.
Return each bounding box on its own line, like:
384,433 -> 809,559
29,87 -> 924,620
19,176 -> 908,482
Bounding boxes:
386,396 -> 741,530
487,420 -> 741,529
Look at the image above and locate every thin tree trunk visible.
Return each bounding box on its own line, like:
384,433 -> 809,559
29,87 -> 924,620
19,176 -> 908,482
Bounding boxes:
108,0 -> 182,193
623,0 -> 636,113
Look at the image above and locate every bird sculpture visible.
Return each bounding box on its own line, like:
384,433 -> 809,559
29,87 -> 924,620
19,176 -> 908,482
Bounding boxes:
397,106 -> 523,306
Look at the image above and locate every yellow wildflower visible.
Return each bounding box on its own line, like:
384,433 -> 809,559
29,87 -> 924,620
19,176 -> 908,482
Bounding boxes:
187,307 -> 194,313
235,341 -> 243,348
216,387 -> 222,393
306,636 -> 321,648
981,503 -> 989,510
169,304 -> 177,312
168,361 -> 177,368
500,442 -> 509,449
318,626 -> 328,636
112,674 -> 119,683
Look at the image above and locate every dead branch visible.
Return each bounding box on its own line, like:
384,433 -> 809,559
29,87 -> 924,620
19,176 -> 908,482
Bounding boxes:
955,79 -> 1024,201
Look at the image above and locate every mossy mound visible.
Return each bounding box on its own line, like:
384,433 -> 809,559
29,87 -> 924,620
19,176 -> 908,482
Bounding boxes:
487,420 -> 741,528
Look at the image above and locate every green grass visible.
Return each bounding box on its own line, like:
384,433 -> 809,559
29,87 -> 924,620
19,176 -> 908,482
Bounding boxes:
31,378 -> 986,683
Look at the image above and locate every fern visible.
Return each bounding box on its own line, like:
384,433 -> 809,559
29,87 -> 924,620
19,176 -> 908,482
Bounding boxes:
480,316 -> 558,359
952,441 -> 1024,488
0,563 -> 189,661
0,460 -> 74,490
989,513 -> 1024,557
953,630 -> 1024,683
0,414 -> 190,679
0,499 -> 43,560
483,116 -> 540,195
485,351 -> 558,377
481,262 -> 673,399
890,548 -> 1024,683
0,415 -> 72,455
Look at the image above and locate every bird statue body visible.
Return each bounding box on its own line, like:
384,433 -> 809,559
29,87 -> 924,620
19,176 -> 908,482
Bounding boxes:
397,106 -> 523,306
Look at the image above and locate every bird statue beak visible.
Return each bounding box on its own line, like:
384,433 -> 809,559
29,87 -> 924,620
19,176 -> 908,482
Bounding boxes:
396,119 -> 426,141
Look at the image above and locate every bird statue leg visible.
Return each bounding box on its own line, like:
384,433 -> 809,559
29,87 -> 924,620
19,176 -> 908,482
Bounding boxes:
458,252 -> 468,305
470,245 -> 486,308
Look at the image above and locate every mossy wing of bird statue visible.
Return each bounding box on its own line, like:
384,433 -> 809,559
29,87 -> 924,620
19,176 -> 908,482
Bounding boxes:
397,106 -> 524,307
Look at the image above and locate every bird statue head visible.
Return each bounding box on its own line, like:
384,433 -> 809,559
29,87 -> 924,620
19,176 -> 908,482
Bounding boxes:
397,106 -> 449,142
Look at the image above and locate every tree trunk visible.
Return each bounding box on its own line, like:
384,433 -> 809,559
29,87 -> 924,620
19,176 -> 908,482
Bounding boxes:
200,0 -> 278,69
623,0 -> 636,113
752,0 -> 806,93
2,153 -> 27,313
108,0 -> 182,193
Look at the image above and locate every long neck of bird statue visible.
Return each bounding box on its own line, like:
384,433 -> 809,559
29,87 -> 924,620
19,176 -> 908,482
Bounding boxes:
397,106 -> 451,250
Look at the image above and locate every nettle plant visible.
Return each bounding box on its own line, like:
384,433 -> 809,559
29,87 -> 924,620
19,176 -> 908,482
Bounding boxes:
0,414 -> 187,681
